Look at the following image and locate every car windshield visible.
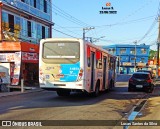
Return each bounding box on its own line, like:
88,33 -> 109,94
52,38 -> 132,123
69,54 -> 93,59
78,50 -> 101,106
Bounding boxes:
132,74 -> 149,79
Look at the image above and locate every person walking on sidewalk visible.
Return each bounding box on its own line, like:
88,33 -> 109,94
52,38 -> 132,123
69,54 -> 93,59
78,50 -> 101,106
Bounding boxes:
0,76 -> 3,92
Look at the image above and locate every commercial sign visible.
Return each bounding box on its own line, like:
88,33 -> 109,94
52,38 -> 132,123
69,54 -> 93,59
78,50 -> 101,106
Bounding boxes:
122,62 -> 132,66
0,53 -> 15,62
137,63 -> 146,66
11,52 -> 21,85
22,52 -> 38,63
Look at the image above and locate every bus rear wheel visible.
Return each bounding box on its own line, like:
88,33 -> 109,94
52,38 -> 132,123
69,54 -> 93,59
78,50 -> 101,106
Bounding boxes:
93,81 -> 100,97
56,89 -> 71,96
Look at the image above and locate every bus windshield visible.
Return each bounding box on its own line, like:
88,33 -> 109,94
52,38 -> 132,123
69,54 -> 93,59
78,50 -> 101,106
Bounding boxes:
42,41 -> 80,64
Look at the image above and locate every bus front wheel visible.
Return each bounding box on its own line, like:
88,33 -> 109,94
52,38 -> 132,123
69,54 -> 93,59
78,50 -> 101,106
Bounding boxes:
56,89 -> 70,96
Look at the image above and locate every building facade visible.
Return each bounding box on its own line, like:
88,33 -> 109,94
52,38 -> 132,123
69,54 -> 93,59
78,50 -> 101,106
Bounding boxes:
102,44 -> 150,74
0,0 -> 53,86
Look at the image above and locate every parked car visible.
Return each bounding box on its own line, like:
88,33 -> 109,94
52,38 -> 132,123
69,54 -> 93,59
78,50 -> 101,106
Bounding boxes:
128,72 -> 155,93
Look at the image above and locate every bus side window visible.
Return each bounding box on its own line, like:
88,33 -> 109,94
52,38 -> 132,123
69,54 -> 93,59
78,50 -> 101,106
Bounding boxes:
87,46 -> 91,67
96,51 -> 102,69
87,57 -> 90,67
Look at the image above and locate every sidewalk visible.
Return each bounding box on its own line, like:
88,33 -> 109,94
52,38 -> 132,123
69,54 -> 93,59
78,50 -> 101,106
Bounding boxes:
0,87 -> 44,98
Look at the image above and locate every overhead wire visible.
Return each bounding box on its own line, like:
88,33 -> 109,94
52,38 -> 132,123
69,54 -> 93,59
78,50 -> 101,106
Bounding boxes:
52,1 -> 159,43
52,4 -> 90,27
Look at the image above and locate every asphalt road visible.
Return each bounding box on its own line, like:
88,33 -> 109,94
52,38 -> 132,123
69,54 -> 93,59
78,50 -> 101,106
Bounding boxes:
0,82 -> 150,129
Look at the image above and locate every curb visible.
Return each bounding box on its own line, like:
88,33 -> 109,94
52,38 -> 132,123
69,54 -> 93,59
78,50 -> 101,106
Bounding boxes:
0,88 -> 44,98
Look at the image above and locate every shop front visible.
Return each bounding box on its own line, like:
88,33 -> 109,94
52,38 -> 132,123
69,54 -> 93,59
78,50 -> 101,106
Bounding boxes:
0,41 -> 39,86
21,52 -> 39,86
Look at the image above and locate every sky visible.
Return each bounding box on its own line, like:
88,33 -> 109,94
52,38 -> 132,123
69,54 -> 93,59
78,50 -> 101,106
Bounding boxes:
52,0 -> 160,50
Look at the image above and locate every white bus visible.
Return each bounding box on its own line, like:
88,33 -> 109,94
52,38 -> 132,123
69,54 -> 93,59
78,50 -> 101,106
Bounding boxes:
39,38 -> 116,96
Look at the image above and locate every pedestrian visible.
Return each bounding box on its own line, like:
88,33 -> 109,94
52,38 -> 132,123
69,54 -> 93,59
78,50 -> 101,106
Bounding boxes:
0,76 -> 3,92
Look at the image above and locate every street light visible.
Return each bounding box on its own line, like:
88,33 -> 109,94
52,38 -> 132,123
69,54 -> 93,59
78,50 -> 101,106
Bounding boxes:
134,41 -> 137,72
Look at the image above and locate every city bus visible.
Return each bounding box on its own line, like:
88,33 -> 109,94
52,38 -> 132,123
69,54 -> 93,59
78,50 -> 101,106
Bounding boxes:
39,38 -> 116,96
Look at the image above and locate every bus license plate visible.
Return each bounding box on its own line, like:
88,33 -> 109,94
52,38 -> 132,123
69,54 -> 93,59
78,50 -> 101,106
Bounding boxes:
136,85 -> 143,88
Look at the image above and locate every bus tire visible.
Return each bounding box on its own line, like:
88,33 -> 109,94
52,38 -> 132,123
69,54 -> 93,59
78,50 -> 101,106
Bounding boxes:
57,89 -> 70,96
109,80 -> 114,91
93,81 -> 100,97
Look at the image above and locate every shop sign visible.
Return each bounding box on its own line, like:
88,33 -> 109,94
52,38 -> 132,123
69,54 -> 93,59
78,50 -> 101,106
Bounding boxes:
11,52 -> 21,85
0,53 -> 15,62
123,62 -> 132,66
22,52 -> 38,61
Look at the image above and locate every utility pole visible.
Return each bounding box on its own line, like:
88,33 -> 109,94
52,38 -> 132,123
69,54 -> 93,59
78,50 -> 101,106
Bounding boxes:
156,16 -> 160,78
0,1 -> 3,41
83,27 -> 95,41
134,40 -> 137,72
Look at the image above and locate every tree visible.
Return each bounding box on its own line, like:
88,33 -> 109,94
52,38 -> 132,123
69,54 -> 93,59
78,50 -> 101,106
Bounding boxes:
149,50 -> 157,60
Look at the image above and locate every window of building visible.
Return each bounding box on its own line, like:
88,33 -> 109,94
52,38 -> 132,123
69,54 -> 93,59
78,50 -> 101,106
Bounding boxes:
2,11 -> 9,30
40,0 -> 44,12
120,48 -> 126,54
37,0 -> 40,9
32,21 -> 37,43
45,27 -> 49,38
130,48 -> 135,54
44,0 -> 47,13
140,58 -> 145,62
8,14 -> 14,33
14,16 -> 21,39
27,21 -> 31,37
34,0 -> 36,8
131,57 -> 135,61
141,48 -> 146,54
37,24 -> 42,41
42,26 -> 45,39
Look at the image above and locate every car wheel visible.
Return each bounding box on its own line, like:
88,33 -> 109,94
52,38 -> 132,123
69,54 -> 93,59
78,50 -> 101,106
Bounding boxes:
146,88 -> 152,93
128,87 -> 132,92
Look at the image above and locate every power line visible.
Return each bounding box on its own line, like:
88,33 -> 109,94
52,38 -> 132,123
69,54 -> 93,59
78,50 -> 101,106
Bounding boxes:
137,19 -> 157,43
94,15 -> 156,28
54,24 -> 82,37
52,28 -> 77,38
52,4 -> 90,27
